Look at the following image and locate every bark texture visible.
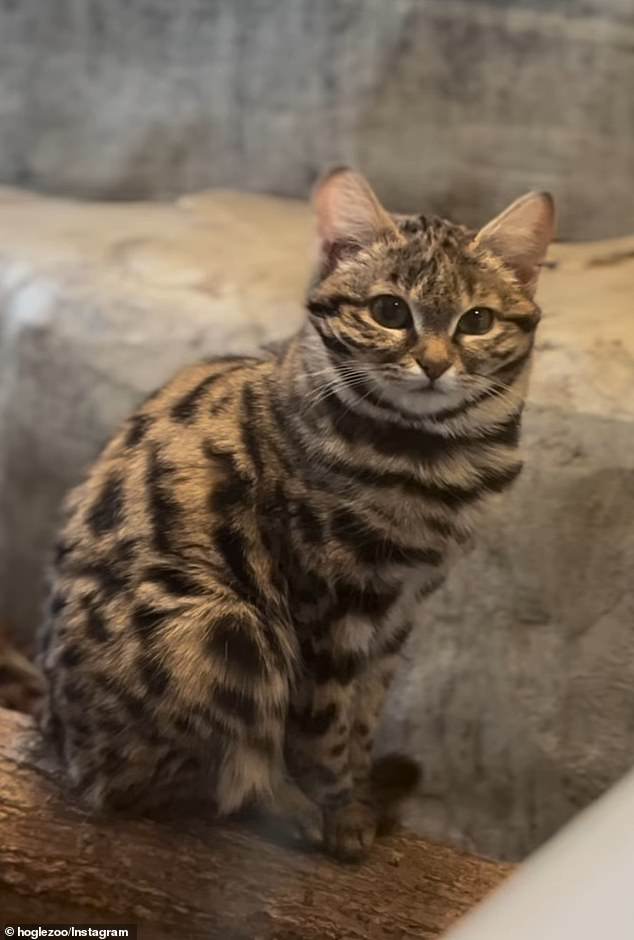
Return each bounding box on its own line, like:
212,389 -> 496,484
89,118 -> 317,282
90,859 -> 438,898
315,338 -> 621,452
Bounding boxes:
0,707 -> 510,939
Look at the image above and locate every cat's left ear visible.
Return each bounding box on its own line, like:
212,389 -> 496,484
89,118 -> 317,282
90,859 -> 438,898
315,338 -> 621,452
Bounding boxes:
474,192 -> 556,297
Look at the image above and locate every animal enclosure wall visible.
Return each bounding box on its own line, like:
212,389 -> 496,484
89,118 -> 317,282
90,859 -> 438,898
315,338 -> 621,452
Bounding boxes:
0,0 -> 632,239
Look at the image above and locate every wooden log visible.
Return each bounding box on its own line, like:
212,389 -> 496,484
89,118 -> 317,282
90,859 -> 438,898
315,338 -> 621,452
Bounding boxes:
0,707 -> 511,938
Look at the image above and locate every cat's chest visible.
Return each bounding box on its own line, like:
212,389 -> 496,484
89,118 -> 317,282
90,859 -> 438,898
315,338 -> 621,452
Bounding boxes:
289,550 -> 447,655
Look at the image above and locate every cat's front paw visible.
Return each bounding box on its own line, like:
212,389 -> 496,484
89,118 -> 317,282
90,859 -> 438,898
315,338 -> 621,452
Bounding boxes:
324,799 -> 377,862
291,796 -> 325,849
259,777 -> 324,850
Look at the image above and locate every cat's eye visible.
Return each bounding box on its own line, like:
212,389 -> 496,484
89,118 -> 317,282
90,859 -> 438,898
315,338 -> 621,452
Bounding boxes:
369,295 -> 413,330
457,307 -> 495,335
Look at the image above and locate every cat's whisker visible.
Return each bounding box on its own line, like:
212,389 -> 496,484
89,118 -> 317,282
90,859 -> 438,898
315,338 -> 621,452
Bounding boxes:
302,363 -> 385,379
302,368 -> 378,411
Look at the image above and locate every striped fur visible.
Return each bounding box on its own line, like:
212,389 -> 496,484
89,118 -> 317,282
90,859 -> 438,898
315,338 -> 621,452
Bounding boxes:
37,170 -> 554,860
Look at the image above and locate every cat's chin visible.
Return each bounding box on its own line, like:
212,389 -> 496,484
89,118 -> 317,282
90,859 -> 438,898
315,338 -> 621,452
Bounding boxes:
412,392 -> 464,417
383,379 -> 467,417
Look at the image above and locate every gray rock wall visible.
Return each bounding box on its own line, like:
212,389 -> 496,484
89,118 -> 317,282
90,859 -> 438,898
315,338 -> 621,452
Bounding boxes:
381,405 -> 634,859
0,0 -> 632,239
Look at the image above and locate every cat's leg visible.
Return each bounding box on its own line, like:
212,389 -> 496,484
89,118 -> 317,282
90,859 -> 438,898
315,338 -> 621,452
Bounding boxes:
288,622 -> 385,861
257,770 -> 325,847
173,601 -> 325,846
214,728 -> 323,847
288,676 -> 360,857
44,585 -> 324,841
289,675 -> 357,803
322,650 -> 403,860
349,650 -> 403,787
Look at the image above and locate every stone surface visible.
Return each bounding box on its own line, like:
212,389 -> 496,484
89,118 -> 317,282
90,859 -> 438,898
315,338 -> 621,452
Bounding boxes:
0,0 -> 633,239
0,187 -> 310,642
0,186 -> 633,861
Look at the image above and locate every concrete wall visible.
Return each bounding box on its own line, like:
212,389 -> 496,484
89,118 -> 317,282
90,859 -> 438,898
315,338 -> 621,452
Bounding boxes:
0,0 -> 632,239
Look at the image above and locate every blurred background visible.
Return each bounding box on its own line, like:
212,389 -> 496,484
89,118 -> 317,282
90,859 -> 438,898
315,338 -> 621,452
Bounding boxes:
0,0 -> 633,863
1,0 -> 633,238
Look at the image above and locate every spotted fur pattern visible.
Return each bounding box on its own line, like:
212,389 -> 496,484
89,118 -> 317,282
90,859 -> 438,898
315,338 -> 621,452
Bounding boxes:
37,169 -> 554,860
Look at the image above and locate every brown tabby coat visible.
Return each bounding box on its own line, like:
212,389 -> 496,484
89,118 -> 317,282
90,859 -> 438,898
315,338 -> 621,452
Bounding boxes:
37,169 -> 555,860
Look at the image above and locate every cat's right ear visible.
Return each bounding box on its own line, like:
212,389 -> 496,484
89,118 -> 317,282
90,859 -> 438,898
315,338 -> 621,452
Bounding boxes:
312,167 -> 397,272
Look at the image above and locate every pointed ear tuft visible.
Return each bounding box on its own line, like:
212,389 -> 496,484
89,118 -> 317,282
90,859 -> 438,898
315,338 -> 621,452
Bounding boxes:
312,167 -> 397,266
474,191 -> 556,296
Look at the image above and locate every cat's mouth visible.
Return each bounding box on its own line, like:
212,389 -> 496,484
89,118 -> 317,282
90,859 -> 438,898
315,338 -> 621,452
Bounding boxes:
404,378 -> 449,395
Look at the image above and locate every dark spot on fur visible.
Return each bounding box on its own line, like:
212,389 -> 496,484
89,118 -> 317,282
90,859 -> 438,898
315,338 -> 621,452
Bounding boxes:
303,644 -> 364,685
328,581 -> 400,623
323,785 -> 353,808
99,716 -> 125,736
206,614 -> 265,677
87,473 -> 124,536
60,645 -> 82,668
138,655 -> 171,696
83,598 -> 110,643
171,374 -> 222,423
53,539 -> 74,566
144,564 -> 205,597
249,734 -> 277,758
240,385 -> 265,476
205,442 -> 253,513
63,679 -> 85,703
298,702 -> 338,736
132,604 -> 168,641
214,685 -> 258,724
312,765 -> 341,786
146,446 -> 182,555
213,523 -> 260,604
119,689 -> 147,722
125,413 -> 152,447
171,366 -> 243,423
294,501 -> 324,545
71,718 -> 91,738
261,621 -> 290,669
86,563 -> 128,600
50,592 -> 67,616
380,622 -> 413,657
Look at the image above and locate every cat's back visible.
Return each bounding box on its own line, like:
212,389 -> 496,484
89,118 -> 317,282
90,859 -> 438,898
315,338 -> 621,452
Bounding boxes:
37,351 -> 288,755
40,353 -> 273,667
59,353 -> 268,546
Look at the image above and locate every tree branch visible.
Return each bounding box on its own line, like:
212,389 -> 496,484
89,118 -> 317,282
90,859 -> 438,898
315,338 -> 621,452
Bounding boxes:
0,708 -> 511,938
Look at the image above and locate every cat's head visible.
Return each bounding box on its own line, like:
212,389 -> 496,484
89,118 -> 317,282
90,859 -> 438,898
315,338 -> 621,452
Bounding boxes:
305,168 -> 555,418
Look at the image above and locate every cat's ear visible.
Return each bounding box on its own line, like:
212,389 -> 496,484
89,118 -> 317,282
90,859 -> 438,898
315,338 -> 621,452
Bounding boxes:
474,192 -> 556,296
312,167 -> 397,268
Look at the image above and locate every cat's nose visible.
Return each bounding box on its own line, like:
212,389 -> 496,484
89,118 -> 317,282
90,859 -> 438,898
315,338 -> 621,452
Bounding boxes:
414,335 -> 453,382
416,357 -> 451,381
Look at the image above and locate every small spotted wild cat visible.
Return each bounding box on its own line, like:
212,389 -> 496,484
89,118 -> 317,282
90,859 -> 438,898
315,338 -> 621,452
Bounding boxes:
38,169 -> 555,860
